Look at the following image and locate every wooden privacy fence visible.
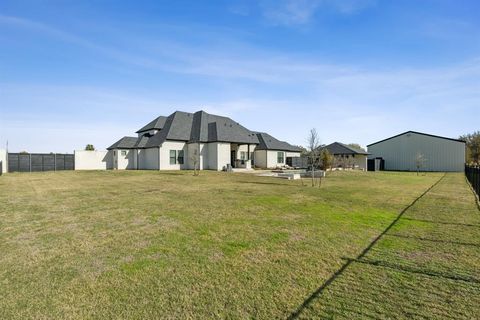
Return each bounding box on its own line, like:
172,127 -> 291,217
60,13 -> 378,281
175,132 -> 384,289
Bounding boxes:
465,165 -> 480,199
8,153 -> 74,172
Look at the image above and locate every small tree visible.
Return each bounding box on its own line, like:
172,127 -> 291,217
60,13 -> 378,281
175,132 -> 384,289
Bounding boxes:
190,144 -> 200,176
320,149 -> 333,174
460,131 -> 480,165
85,144 -> 95,151
307,128 -> 320,187
415,152 -> 427,175
347,143 -> 366,152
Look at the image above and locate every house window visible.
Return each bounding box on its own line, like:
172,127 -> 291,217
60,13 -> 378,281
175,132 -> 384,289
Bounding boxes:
277,152 -> 284,163
121,150 -> 127,156
177,150 -> 184,164
170,150 -> 176,164
169,150 -> 184,165
240,151 -> 246,160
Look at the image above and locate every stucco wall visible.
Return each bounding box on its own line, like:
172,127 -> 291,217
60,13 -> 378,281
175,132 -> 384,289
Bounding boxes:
254,150 -> 267,168
368,132 -> 466,172
0,149 -> 6,174
74,150 -> 112,170
187,143 -> 207,170
355,154 -> 367,170
115,149 -> 135,170
253,150 -> 287,168
267,150 -> 285,168
138,148 -> 159,170
236,144 -> 257,159
206,142 -> 230,171
286,152 -> 301,158
217,143 -> 231,170
159,141 -> 187,170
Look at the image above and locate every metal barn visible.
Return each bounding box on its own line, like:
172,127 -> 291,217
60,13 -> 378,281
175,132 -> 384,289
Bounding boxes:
367,131 -> 465,172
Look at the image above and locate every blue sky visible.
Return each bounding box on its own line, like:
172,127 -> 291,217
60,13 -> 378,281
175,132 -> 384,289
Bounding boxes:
0,0 -> 479,152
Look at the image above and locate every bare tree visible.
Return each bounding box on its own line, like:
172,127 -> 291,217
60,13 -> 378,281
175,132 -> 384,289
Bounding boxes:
415,152 -> 427,175
191,144 -> 200,176
307,128 -> 320,187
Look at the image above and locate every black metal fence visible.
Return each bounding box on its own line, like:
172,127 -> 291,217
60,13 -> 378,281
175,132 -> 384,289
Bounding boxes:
465,165 -> 480,199
8,153 -> 74,173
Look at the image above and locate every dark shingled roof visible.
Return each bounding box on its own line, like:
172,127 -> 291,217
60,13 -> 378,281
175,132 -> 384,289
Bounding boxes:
107,136 -> 139,150
144,111 -> 194,147
113,110 -> 298,151
136,116 -> 167,133
144,110 -> 259,147
256,132 -> 303,152
134,135 -> 150,148
322,142 -> 369,155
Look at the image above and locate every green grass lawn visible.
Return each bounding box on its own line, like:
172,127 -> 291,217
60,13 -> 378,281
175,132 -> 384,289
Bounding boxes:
0,170 -> 478,319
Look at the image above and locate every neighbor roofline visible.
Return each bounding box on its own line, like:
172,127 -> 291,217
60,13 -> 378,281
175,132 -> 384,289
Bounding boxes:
367,131 -> 466,147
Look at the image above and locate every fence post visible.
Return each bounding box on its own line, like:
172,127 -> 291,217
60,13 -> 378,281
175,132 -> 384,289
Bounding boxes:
29,154 -> 32,172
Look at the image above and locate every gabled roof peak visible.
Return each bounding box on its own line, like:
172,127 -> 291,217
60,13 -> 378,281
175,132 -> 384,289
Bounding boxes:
367,131 -> 465,147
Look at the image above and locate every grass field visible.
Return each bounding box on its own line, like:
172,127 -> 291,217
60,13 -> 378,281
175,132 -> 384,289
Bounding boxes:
0,170 -> 478,319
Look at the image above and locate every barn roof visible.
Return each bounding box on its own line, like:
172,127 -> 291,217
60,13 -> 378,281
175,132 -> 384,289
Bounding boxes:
367,131 -> 466,147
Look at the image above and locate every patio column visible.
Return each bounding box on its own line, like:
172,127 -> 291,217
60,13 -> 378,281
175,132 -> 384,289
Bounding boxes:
247,144 -> 250,160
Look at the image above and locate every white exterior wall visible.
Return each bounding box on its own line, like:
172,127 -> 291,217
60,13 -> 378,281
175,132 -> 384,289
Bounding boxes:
355,154 -> 367,170
368,132 -> 466,172
254,150 -> 287,169
74,150 -> 113,170
138,148 -> 160,170
0,149 -> 6,174
267,150 -> 285,168
206,142 -> 230,171
286,152 -> 301,158
187,143 -> 207,170
236,144 -> 257,159
254,150 -> 267,168
159,141 -> 187,170
115,149 -> 135,170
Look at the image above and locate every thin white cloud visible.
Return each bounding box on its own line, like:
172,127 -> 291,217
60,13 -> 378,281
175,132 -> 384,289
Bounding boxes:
261,0 -> 322,25
258,0 -> 376,26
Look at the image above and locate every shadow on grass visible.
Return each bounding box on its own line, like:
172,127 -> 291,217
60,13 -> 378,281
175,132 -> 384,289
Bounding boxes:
386,233 -> 480,247
345,257 -> 480,284
287,173 -> 447,320
401,217 -> 480,228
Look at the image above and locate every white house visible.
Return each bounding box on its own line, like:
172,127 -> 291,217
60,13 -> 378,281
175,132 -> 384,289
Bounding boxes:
367,131 -> 466,172
107,110 -> 302,171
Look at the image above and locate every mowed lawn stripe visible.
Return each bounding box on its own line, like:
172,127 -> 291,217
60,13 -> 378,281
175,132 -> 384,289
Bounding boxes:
298,173 -> 480,319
